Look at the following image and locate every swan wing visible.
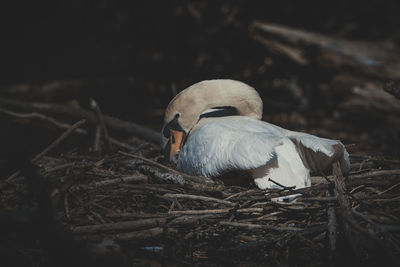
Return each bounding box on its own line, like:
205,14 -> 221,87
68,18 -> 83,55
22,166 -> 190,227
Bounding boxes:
285,131 -> 350,173
178,117 -> 283,177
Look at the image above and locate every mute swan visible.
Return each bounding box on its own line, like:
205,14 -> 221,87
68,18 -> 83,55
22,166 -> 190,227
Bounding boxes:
161,79 -> 350,190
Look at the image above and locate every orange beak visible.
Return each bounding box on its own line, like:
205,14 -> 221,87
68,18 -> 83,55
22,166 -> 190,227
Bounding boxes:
169,129 -> 184,163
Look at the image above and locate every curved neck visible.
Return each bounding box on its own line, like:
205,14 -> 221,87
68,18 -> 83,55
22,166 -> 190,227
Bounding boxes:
165,80 -> 263,133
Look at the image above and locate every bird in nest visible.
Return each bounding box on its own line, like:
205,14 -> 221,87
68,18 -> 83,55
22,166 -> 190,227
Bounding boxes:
161,79 -> 349,191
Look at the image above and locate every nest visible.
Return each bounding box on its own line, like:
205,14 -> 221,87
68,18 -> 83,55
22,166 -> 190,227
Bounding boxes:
0,101 -> 400,267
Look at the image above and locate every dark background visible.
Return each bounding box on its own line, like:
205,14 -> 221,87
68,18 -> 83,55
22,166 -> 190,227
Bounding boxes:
1,0 -> 400,156
0,2 -> 400,266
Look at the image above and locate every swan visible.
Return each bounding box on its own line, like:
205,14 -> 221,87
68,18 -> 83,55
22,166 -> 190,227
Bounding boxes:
161,79 -> 350,190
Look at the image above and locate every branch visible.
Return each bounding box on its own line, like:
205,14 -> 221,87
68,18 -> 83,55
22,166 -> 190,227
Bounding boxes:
163,193 -> 235,206
71,218 -> 167,234
6,119 -> 86,181
113,227 -> 164,241
119,150 -> 217,185
32,119 -> 86,162
332,162 -> 359,257
0,106 -> 138,152
311,169 -> 400,184
90,98 -> 113,153
0,96 -> 160,144
220,221 -> 303,231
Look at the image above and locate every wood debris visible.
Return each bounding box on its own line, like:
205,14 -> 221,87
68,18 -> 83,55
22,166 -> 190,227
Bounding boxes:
0,107 -> 399,266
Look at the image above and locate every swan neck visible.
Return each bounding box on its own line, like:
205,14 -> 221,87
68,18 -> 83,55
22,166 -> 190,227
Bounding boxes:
165,80 -> 263,133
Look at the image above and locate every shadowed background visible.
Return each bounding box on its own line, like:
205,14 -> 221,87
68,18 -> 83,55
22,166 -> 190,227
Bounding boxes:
1,0 -> 400,157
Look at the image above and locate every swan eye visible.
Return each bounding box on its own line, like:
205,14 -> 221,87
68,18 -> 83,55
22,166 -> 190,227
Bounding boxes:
163,113 -> 183,138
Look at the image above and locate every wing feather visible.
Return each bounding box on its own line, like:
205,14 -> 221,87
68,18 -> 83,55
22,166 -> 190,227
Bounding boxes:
177,117 -> 283,177
285,131 -> 350,173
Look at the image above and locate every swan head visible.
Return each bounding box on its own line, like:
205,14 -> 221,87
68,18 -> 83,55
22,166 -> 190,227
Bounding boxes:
161,113 -> 186,164
161,79 -> 263,163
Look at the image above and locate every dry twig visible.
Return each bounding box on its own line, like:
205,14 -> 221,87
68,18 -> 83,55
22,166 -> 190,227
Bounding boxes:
90,99 -> 113,153
71,218 -> 167,234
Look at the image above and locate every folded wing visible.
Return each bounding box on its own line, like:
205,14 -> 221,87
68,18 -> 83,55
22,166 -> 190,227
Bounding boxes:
177,117 -> 283,177
286,131 -> 350,174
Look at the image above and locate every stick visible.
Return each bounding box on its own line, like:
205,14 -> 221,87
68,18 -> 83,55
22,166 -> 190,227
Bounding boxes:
219,221 -> 303,231
183,181 -> 226,193
268,178 -> 296,191
0,96 -> 160,143
90,99 -> 113,153
106,212 -> 170,219
122,184 -> 177,194
118,151 -> 216,184
378,182 -> 400,195
71,218 -> 167,234
300,196 -> 337,202
352,210 -> 400,234
255,211 -> 283,221
311,169 -> 400,184
163,193 -> 235,206
367,195 -> 400,203
32,119 -> 86,162
93,125 -> 101,153
0,107 -> 88,135
0,106 -> 135,151
64,193 -> 70,219
88,175 -> 148,188
44,163 -> 75,173
125,163 -> 225,193
6,119 -> 86,181
109,138 -> 137,151
114,227 -> 164,241
326,182 -> 337,255
168,207 -> 263,215
350,154 -> 400,164
332,162 -> 359,256
332,162 -> 352,213
224,189 -> 259,200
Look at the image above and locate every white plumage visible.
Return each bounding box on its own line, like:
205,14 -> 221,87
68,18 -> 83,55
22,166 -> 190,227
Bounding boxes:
177,116 -> 349,190
161,79 -> 350,191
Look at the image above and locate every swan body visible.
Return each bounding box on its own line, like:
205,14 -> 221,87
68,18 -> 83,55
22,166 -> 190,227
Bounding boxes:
161,79 -> 350,190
